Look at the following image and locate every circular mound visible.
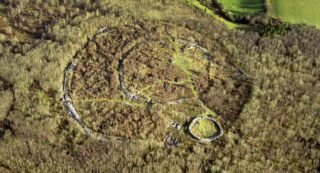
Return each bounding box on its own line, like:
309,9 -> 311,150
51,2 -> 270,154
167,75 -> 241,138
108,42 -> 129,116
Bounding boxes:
63,24 -> 252,145
188,116 -> 223,142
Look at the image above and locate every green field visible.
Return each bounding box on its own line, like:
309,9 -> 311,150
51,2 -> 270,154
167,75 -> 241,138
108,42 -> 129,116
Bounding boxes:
217,0 -> 265,15
267,0 -> 320,28
185,0 -> 240,28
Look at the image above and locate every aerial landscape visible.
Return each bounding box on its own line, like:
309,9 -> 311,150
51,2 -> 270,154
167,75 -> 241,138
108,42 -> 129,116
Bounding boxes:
0,0 -> 319,172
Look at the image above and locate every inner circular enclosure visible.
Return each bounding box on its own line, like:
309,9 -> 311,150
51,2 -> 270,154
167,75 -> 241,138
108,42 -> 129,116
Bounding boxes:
67,25 -> 252,143
188,116 -> 223,142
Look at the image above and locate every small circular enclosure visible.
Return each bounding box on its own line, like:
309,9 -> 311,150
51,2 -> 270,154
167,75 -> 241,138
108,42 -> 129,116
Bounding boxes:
188,116 -> 223,142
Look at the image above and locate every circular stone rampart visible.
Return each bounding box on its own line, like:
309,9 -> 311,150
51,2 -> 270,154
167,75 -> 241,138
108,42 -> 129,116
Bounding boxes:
62,23 -> 252,145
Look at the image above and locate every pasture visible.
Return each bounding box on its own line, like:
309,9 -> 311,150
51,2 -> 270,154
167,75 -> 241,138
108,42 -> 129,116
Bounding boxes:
267,0 -> 320,28
217,0 -> 265,15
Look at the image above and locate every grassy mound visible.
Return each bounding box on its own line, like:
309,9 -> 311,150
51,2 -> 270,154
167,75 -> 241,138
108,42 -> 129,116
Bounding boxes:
190,117 -> 218,138
267,0 -> 320,28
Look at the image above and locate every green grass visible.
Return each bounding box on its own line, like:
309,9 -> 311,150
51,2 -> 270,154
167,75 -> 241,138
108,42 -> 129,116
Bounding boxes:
172,46 -> 219,118
267,0 -> 320,28
173,53 -> 207,74
184,0 -> 240,28
190,118 -> 217,138
218,0 -> 265,15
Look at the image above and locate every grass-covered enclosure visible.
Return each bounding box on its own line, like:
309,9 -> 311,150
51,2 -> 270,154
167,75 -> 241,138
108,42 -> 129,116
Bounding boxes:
267,0 -> 320,28
188,116 -> 223,142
